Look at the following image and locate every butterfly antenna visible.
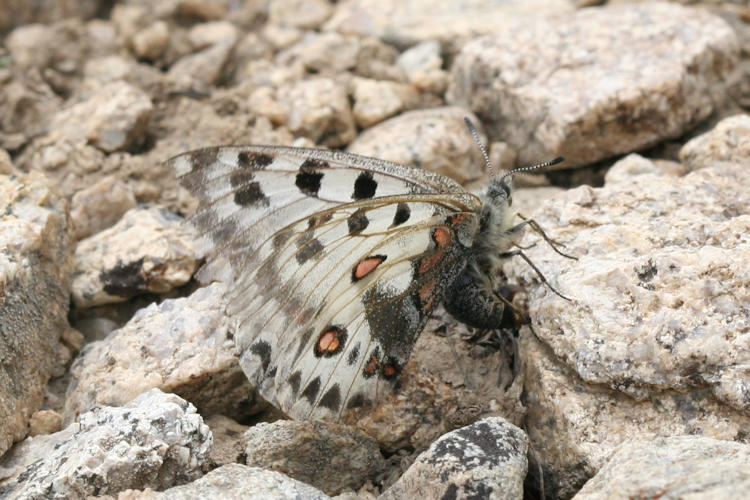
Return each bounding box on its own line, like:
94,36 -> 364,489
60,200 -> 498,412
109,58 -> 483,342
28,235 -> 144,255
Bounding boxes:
500,156 -> 564,185
464,117 -> 494,178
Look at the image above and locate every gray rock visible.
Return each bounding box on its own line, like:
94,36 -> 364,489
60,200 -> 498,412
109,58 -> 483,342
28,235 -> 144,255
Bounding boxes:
277,77 -> 356,147
126,464 -> 333,500
277,31 -> 361,74
505,158 -> 750,497
71,206 -> 200,307
0,171 -> 72,457
64,283 -> 263,422
167,22 -> 238,89
131,21 -> 170,61
204,415 -> 249,466
380,417 -> 528,500
70,175 -> 138,240
325,0 -> 572,54
680,113 -> 750,172
603,153 -> 683,186
243,420 -> 385,496
574,436 -> 750,500
396,40 -> 447,94
347,107 -> 487,184
448,2 -> 739,169
521,331 -> 750,499
0,390 -> 212,499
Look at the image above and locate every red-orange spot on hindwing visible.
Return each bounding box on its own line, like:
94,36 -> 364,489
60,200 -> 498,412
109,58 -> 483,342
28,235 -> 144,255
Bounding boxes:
432,227 -> 452,248
418,250 -> 445,274
383,364 -> 398,378
315,326 -> 347,357
448,213 -> 471,225
352,255 -> 387,281
364,355 -> 378,377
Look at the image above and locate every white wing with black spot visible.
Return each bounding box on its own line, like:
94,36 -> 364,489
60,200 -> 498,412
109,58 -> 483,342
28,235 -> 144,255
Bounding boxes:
169,145 -> 482,419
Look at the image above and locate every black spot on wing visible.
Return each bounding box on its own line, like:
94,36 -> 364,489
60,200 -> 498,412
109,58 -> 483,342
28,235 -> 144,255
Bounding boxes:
234,182 -> 269,207
238,151 -> 273,168
352,172 -> 377,199
296,162 -> 325,196
249,340 -> 272,372
308,213 -> 333,229
296,236 -> 324,265
294,328 -> 315,363
301,158 -> 330,169
229,170 -> 255,188
301,376 -> 321,404
319,384 -> 341,411
346,392 -> 370,410
288,370 -> 302,396
273,229 -> 293,249
393,203 -> 411,226
347,208 -> 369,235
347,342 -> 360,366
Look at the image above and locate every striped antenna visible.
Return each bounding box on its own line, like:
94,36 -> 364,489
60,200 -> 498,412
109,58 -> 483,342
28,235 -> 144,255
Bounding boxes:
500,156 -> 564,184
464,117 -> 494,178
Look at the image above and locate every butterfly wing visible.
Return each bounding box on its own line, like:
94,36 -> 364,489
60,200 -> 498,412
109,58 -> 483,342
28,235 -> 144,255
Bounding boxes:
170,146 -> 482,419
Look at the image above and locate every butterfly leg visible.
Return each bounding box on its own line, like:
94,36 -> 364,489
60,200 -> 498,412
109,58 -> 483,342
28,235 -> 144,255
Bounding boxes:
507,215 -> 577,260
499,250 -> 572,301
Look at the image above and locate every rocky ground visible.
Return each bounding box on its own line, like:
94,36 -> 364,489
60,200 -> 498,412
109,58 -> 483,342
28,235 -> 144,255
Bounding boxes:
1,0 -> 749,499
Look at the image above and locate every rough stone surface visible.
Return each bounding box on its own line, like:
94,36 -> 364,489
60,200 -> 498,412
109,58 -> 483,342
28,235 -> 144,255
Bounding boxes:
277,77 -> 356,147
0,172 -> 72,457
603,153 -> 683,186
574,436 -> 750,500
117,464 -> 333,500
348,107 -> 487,184
270,0 -> 334,31
204,415 -> 249,466
64,283 -> 263,422
505,159 -> 750,497
72,206 -> 200,307
51,80 -> 154,153
243,420 -> 385,496
351,77 -> 420,128
680,113 -> 750,172
520,331 -> 750,499
325,0 -> 573,54
167,22 -> 238,88
396,40 -> 447,94
70,175 -> 138,240
277,32 -> 361,75
381,417 -> 528,500
448,2 -> 739,169
0,390 -> 212,499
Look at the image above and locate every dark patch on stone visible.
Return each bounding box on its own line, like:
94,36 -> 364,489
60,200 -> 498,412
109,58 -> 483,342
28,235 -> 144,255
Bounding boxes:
234,182 -> 269,207
636,259 -> 658,283
427,421 -> 521,470
267,365 -> 277,379
288,370 -> 302,396
352,171 -> 377,199
249,340 -> 272,372
440,484 -> 459,500
347,342 -> 360,365
319,384 -> 341,411
301,376 -> 321,404
100,258 -> 147,297
393,202 -> 411,226
347,208 -> 369,234
296,168 -> 325,197
238,151 -> 273,168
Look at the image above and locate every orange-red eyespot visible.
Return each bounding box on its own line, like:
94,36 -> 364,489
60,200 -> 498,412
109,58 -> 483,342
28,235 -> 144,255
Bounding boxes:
418,250 -> 445,274
315,326 -> 347,357
364,356 -> 378,376
352,255 -> 387,281
382,361 -> 400,379
448,213 -> 471,225
432,227 -> 451,248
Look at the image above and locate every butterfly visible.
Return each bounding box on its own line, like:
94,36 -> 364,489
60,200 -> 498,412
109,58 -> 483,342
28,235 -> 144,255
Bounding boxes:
168,120 -> 567,421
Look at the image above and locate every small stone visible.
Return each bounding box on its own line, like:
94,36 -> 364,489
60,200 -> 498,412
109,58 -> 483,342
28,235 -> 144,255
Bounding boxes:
248,86 -> 290,125
70,175 -> 137,240
351,77 -> 419,128
0,148 -> 16,175
396,40 -> 447,93
5,24 -> 55,69
679,113 -> 750,172
243,420 -> 385,496
0,390 -> 212,498
178,0 -> 229,20
269,0 -> 333,30
277,31 -> 361,74
131,21 -> 170,60
347,107 -> 487,184
381,417 -> 528,500
28,410 -> 63,436
277,77 -> 356,147
188,21 -> 238,50
603,153 -> 663,185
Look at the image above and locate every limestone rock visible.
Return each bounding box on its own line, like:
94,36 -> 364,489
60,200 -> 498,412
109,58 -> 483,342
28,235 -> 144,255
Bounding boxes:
680,113 -> 750,172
